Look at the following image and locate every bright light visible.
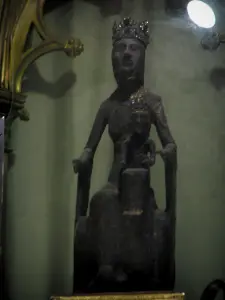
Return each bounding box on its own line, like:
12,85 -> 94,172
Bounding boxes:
187,0 -> 216,28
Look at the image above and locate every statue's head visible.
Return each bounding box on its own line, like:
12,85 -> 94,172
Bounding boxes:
111,17 -> 150,89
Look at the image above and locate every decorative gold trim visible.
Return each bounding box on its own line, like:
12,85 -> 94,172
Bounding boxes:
0,0 -> 84,94
0,0 -> 84,150
50,293 -> 185,300
14,37 -> 83,94
8,0 -> 83,93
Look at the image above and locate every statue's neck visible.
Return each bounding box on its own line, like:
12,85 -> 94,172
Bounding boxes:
117,80 -> 143,100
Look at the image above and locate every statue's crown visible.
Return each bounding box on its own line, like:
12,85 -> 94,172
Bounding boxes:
112,17 -> 150,48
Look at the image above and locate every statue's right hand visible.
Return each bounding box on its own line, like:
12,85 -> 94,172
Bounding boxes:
72,159 -> 81,174
72,148 -> 93,174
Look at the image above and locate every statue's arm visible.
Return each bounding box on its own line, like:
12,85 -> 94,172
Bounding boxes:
73,101 -> 108,173
73,101 -> 108,223
152,95 -> 177,212
84,101 -> 108,156
152,96 -> 177,161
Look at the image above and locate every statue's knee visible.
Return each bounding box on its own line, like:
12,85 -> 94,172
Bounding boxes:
89,183 -> 119,217
90,190 -> 105,211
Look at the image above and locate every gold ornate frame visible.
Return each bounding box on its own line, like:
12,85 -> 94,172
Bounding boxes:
51,293 -> 185,300
0,0 -> 83,151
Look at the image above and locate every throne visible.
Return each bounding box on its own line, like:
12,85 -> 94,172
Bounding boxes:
73,166 -> 176,294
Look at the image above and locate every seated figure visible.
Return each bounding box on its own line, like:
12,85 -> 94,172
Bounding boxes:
72,17 -> 177,294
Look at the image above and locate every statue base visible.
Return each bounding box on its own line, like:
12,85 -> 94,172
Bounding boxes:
51,293 -> 185,300
73,168 -> 176,293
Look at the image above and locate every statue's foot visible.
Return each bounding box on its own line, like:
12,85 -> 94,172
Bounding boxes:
114,267 -> 128,283
98,264 -> 114,280
98,265 -> 128,283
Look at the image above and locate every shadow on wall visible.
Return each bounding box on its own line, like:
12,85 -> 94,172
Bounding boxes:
210,68 -> 225,91
44,0 -> 73,14
83,0 -> 122,17
21,0 -> 77,98
22,64 -> 77,99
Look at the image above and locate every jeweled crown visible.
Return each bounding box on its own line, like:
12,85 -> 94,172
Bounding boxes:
112,17 -> 150,48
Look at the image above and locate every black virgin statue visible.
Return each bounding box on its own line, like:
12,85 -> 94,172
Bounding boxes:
72,17 -> 177,294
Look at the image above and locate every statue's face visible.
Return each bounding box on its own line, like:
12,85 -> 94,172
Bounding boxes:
131,109 -> 150,135
112,38 -> 145,86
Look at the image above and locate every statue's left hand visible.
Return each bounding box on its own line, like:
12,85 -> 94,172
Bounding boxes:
158,149 -> 169,161
157,143 -> 176,161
